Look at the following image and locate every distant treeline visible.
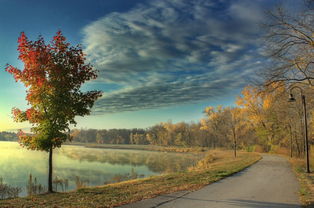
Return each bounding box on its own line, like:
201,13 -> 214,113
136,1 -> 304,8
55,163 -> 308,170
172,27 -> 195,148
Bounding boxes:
69,121 -> 253,149
70,123 -> 210,146
0,122 -> 251,149
0,132 -> 18,141
70,128 -> 145,145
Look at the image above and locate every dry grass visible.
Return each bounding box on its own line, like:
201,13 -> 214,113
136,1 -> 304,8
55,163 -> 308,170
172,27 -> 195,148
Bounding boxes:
289,158 -> 314,207
71,143 -> 209,153
0,150 -> 260,208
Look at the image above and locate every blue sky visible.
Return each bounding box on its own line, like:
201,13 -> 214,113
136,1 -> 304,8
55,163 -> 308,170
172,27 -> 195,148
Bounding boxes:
0,0 -> 302,131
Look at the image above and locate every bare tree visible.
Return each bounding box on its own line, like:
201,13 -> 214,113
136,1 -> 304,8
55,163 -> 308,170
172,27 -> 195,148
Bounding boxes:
263,2 -> 314,86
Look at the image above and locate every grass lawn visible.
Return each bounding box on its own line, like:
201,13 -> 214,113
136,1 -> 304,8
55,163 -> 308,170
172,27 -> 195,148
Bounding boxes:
0,151 -> 261,208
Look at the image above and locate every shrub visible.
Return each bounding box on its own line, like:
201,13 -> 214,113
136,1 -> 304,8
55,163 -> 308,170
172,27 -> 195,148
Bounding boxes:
0,177 -> 22,199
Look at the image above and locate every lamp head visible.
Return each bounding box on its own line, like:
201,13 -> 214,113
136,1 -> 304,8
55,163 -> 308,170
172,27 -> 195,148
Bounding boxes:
288,93 -> 296,102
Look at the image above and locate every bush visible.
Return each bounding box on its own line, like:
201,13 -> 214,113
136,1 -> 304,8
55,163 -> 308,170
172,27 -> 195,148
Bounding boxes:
246,145 -> 255,152
189,152 -> 216,171
0,177 -> 21,199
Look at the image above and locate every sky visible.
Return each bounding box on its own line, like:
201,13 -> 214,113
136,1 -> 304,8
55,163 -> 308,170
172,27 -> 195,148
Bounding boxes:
0,0 -> 303,131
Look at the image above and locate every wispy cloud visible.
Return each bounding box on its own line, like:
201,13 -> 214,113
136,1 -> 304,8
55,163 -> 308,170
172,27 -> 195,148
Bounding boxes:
82,0 -> 275,113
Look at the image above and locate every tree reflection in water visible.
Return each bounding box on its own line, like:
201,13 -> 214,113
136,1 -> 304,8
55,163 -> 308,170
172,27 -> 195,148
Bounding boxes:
60,147 -> 203,173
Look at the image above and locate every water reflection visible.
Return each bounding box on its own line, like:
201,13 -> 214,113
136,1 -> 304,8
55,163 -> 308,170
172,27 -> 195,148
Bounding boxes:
60,146 -> 202,173
0,142 -> 202,196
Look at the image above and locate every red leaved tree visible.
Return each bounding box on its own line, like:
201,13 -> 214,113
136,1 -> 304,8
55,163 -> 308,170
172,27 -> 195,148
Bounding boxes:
6,31 -> 102,193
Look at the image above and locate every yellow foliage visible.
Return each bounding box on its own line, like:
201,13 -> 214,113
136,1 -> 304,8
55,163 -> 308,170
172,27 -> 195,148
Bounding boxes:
200,119 -> 209,131
263,96 -> 272,109
188,152 -> 216,171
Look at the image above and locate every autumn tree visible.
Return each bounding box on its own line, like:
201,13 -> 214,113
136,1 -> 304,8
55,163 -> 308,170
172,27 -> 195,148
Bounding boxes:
130,133 -> 147,144
200,106 -> 230,149
236,82 -> 314,155
6,31 -> 102,192
236,85 -> 279,151
225,107 -> 244,158
259,1 -> 314,158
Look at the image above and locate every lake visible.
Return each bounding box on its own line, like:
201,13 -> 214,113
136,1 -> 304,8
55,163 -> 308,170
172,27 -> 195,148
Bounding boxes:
0,141 -> 202,196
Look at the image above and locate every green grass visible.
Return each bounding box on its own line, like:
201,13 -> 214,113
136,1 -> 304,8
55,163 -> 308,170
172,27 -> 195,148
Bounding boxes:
0,151 -> 261,208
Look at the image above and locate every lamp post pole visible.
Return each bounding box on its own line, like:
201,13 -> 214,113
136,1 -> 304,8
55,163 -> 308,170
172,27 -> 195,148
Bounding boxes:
302,95 -> 310,173
289,86 -> 310,173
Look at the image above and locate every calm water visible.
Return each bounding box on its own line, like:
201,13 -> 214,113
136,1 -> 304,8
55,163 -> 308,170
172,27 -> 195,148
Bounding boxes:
0,141 -> 202,196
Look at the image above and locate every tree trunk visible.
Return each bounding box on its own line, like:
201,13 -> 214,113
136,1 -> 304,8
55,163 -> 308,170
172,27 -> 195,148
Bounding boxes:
288,124 -> 293,158
234,140 -> 237,158
212,136 -> 216,149
48,147 -> 53,193
295,132 -> 301,157
233,128 -> 237,158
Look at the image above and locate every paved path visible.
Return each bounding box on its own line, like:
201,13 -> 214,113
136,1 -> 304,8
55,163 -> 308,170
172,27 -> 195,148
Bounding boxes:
120,155 -> 300,208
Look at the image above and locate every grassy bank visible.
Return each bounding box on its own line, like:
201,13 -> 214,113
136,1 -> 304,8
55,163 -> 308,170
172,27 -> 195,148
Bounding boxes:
68,142 -> 209,153
289,158 -> 314,207
1,151 -> 261,208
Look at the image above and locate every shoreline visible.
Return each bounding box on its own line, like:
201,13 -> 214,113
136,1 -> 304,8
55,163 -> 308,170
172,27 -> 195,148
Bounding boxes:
64,142 -> 209,153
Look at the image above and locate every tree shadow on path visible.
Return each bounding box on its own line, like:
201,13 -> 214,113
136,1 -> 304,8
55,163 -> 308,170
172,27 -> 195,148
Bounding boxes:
226,199 -> 300,208
154,195 -> 300,208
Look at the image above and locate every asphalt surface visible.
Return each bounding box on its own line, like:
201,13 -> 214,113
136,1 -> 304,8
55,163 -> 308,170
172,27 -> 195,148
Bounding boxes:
119,155 -> 301,208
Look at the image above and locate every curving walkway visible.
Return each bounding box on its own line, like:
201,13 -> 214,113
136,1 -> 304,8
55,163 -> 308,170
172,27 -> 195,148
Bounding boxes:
120,155 -> 300,208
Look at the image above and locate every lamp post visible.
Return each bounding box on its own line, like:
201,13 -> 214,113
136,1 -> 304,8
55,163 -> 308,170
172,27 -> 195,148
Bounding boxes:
288,86 -> 310,173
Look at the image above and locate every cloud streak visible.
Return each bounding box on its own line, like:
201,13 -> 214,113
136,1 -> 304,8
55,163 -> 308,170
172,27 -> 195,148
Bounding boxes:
82,0 -> 274,113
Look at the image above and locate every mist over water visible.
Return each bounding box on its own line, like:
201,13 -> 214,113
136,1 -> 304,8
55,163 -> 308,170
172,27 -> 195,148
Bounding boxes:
0,141 -> 202,196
